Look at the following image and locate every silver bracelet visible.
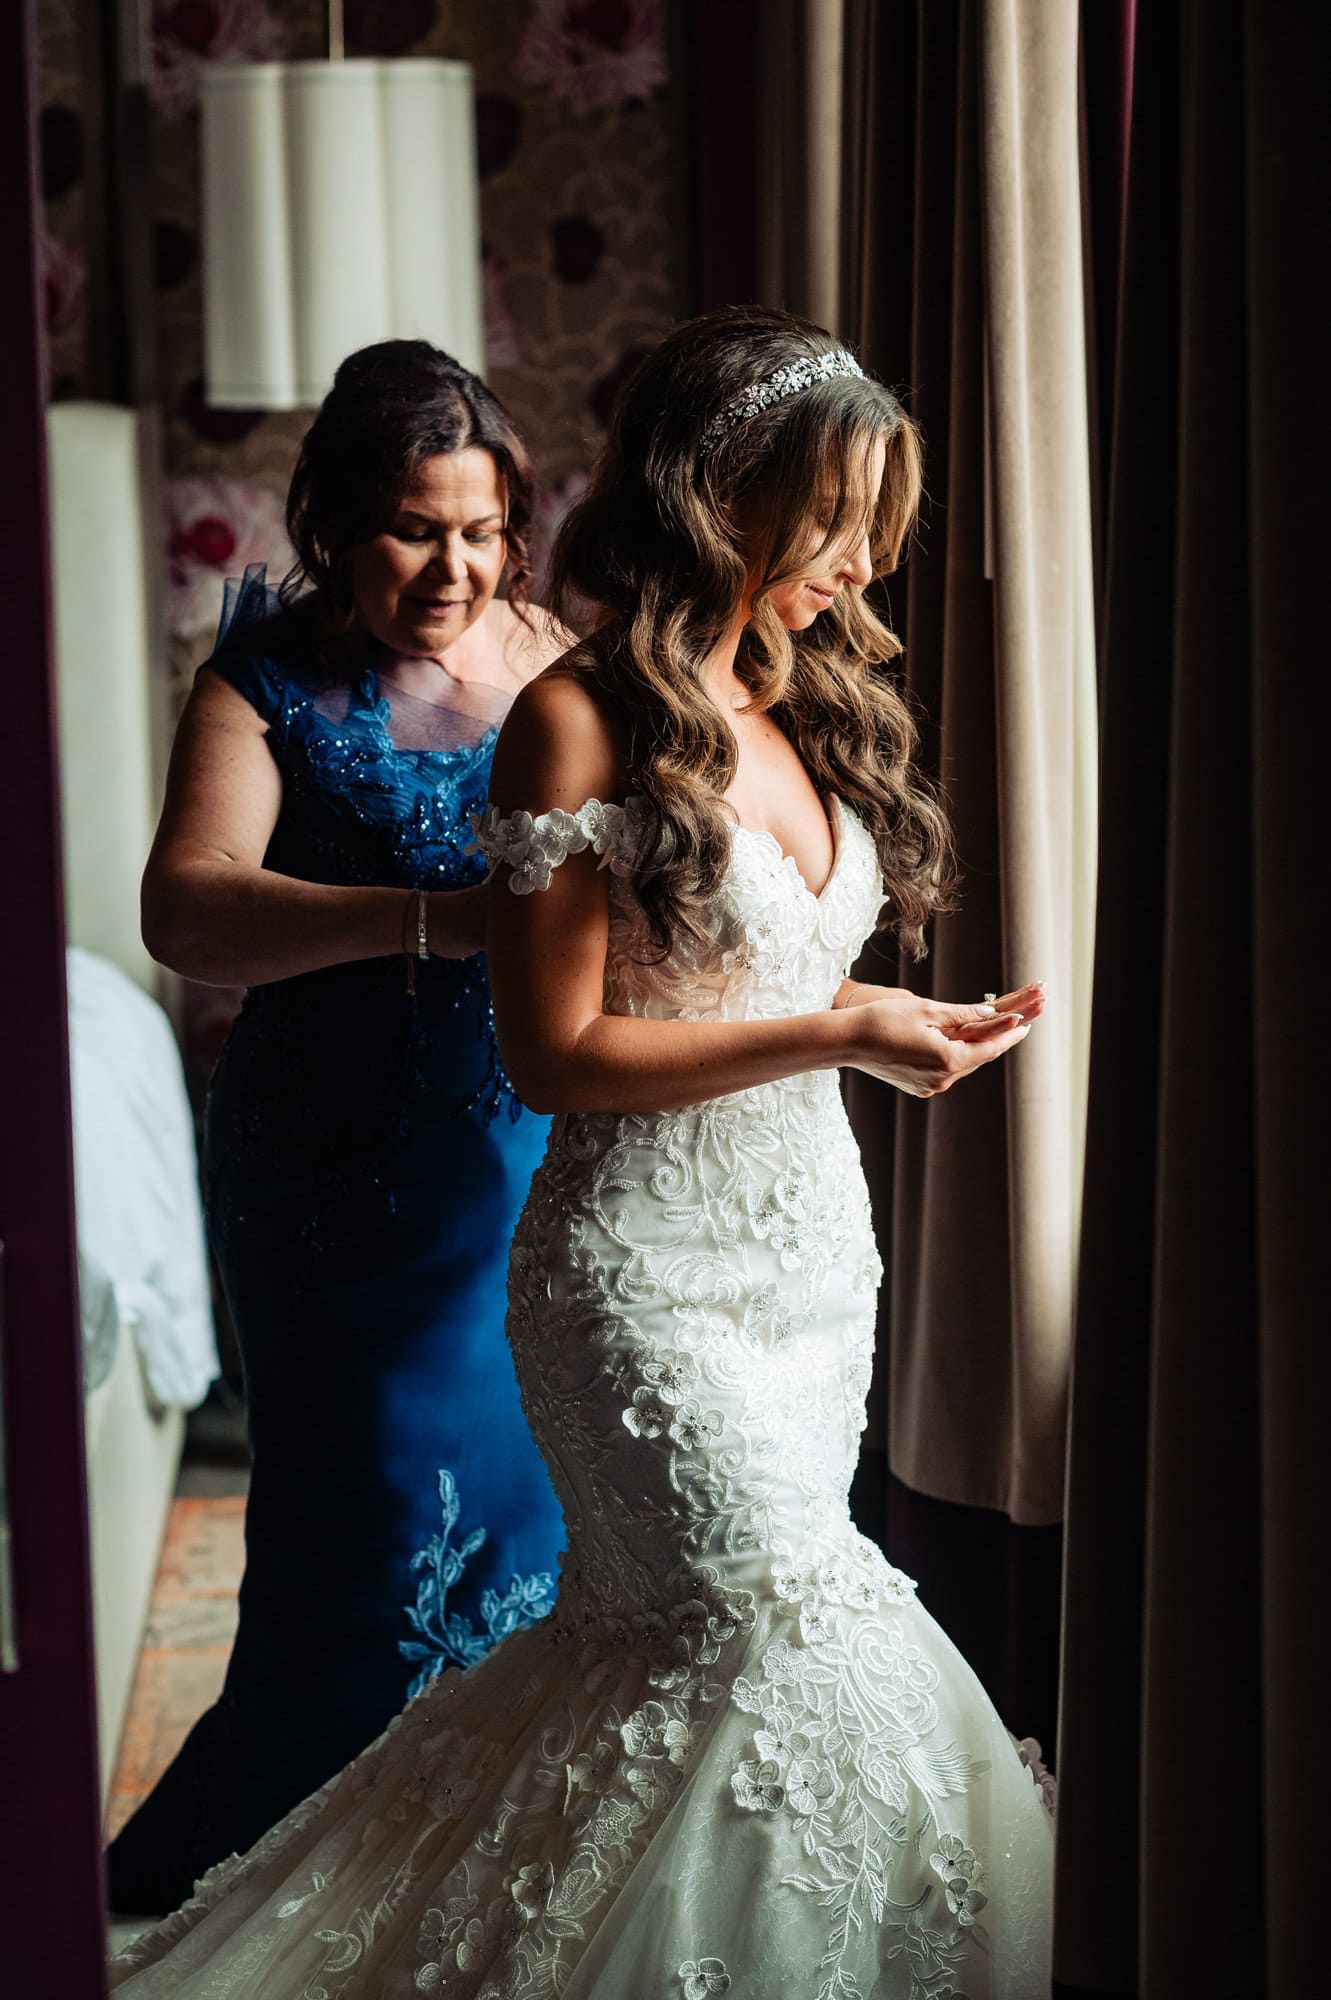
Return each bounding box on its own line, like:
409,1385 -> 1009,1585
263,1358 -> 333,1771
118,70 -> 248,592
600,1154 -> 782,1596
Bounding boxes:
414,888 -> 430,960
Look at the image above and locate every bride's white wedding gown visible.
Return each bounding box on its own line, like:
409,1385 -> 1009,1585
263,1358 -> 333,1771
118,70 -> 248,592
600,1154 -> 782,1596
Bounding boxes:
111,795 -> 1053,1999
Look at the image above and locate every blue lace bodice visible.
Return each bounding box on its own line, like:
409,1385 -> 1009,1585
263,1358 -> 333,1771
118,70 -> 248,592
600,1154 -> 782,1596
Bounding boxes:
204,566 -> 525,1147
209,565 -> 510,897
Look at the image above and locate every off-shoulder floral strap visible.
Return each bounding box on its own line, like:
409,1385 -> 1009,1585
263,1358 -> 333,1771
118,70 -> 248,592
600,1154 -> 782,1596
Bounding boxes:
468,796 -> 648,895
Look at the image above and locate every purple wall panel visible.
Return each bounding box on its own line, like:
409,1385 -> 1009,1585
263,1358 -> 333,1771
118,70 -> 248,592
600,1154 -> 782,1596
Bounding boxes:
0,1 -> 109,1987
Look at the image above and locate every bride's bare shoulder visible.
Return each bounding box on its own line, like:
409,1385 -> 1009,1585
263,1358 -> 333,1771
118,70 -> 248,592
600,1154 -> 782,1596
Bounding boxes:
489,656 -> 625,812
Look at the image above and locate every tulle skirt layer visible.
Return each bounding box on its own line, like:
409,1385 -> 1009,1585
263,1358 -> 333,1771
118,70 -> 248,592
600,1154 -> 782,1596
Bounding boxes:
110,1549 -> 1053,2000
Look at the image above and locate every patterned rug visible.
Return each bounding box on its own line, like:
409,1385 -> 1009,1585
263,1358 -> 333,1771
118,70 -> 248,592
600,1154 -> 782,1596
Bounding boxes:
105,1494 -> 246,1842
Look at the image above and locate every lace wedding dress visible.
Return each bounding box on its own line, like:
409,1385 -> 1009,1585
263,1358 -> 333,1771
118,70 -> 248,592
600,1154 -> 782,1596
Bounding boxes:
111,795 -> 1054,1999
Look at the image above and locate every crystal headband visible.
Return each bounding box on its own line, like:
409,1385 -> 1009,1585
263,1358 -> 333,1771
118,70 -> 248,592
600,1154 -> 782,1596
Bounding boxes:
697,347 -> 866,457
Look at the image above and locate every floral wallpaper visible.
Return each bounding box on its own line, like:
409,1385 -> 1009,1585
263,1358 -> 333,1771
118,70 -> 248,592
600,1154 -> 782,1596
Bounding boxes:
38,0 -> 688,1089
38,0 -> 688,680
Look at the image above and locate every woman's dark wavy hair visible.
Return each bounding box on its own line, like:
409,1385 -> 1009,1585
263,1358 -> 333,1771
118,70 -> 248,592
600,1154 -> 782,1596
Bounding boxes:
549,304 -> 957,960
281,338 -> 535,636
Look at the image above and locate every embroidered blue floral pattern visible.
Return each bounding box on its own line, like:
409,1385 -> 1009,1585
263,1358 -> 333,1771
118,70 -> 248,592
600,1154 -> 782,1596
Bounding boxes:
402,1470 -> 558,1695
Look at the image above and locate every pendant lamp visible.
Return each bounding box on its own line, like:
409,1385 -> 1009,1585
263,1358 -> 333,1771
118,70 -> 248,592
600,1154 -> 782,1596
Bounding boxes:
199,5 -> 483,410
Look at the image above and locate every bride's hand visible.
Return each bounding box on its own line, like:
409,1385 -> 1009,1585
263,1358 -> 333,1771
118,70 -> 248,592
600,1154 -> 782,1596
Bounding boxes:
846,982 -> 1045,1097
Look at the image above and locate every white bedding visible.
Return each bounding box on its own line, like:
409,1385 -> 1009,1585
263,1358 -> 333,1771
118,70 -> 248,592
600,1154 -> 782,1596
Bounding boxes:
67,946 -> 219,1409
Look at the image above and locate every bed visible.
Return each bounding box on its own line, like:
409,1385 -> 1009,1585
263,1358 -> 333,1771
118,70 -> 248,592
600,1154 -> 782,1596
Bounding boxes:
47,401 -> 220,1805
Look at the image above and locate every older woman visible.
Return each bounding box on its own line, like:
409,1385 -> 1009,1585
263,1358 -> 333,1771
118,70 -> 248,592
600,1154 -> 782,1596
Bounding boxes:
107,342 -> 569,1913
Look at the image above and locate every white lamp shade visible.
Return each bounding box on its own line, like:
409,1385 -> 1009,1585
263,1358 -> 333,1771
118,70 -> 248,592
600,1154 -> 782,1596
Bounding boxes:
201,59 -> 485,410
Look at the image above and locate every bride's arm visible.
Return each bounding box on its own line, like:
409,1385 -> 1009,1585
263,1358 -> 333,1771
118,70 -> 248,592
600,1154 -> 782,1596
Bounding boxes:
485,675 -> 1037,1114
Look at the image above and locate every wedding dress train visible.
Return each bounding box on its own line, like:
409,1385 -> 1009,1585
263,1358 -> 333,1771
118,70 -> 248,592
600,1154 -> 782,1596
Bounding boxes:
111,794 -> 1053,1999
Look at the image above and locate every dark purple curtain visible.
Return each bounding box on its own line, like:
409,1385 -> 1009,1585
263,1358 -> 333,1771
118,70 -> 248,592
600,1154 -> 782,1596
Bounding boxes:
0,0 -> 109,1986
1054,3 -> 1328,1993
680,0 -> 761,313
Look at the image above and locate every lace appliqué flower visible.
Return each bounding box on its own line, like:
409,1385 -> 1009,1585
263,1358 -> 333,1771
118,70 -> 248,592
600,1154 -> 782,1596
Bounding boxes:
678,1956 -> 732,1996
929,1834 -> 989,1927
729,1600 -> 988,1998
731,1756 -> 785,1813
771,1540 -> 918,1639
468,796 -> 647,894
619,1698 -> 690,1764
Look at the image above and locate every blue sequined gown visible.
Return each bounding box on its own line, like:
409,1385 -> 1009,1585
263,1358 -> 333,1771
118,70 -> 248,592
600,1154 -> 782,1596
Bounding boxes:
106,568 -> 562,1912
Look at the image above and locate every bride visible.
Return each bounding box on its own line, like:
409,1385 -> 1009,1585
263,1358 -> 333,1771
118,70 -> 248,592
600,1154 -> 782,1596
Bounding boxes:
111,305 -> 1053,1998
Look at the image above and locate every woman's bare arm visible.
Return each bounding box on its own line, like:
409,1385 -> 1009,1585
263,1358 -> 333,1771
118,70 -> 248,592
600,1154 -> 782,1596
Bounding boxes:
141,668 -> 487,986
485,675 -> 1038,1114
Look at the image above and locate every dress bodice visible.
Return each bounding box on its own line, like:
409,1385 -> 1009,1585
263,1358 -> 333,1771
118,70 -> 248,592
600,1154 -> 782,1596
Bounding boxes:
204,567 -> 531,1138
477,791 -> 892,1627
470,792 -> 887,1024
210,568 -> 512,897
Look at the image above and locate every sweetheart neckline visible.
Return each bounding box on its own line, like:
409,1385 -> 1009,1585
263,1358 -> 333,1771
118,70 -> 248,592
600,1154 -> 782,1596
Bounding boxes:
473,793 -> 865,911
727,795 -> 846,906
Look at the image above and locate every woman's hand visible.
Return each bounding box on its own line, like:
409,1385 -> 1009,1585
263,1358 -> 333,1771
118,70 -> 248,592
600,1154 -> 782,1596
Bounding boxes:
426,881 -> 490,960
845,982 -> 1045,1097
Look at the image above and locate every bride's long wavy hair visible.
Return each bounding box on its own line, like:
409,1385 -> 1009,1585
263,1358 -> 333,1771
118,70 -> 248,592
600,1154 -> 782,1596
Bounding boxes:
549,304 -> 957,960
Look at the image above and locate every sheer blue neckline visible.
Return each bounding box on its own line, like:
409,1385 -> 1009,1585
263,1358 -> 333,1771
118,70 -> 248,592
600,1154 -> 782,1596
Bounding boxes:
213,563 -> 513,761
351,666 -> 507,764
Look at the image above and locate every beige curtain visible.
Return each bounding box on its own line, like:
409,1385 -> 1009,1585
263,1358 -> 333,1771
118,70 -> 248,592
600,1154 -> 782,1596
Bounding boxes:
842,0 -> 1097,1526
966,0 -> 1097,1520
